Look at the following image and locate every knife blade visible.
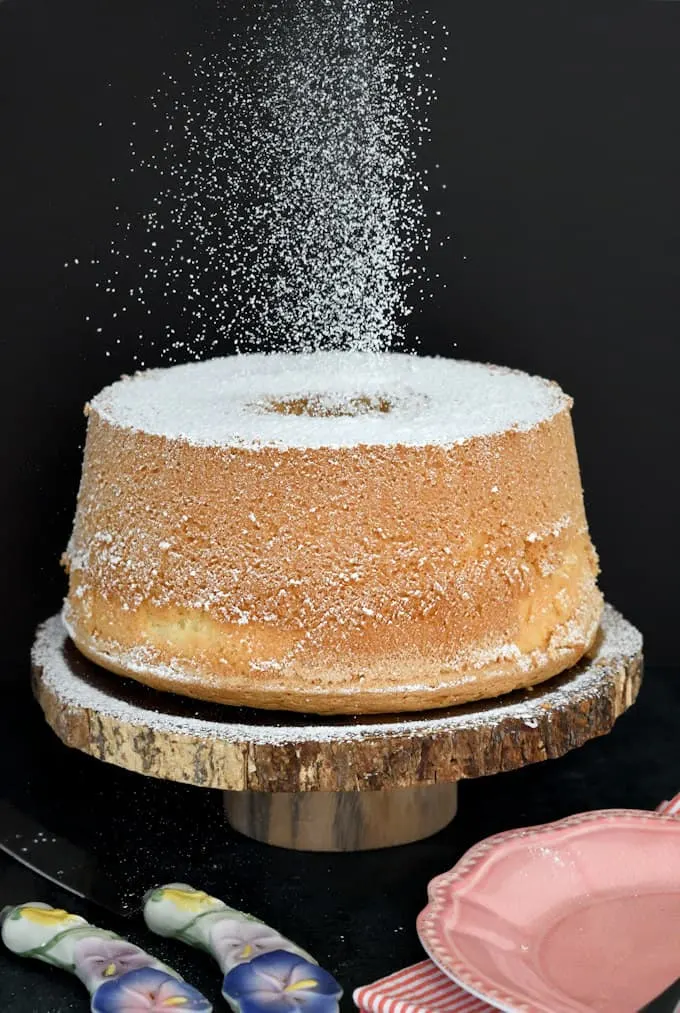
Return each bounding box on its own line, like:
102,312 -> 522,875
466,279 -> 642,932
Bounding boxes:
0,858 -> 65,915
0,799 -> 134,918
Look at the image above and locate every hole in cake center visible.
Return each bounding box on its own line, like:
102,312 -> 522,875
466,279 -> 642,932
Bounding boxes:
258,394 -> 394,417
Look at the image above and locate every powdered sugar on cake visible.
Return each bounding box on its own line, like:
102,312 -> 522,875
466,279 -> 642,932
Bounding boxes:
89,352 -> 569,450
35,604 -> 641,745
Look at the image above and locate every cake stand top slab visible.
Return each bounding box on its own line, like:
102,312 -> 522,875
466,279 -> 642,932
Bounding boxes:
32,604 -> 642,793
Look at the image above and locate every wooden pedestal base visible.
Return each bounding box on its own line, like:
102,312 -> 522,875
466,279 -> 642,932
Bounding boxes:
223,784 -> 459,851
32,604 -> 642,851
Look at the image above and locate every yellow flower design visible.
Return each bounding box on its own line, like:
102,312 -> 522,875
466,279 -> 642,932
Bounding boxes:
19,906 -> 80,927
160,888 -> 215,913
285,979 -> 319,993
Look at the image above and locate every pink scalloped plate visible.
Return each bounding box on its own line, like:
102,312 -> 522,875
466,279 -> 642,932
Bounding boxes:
417,810 -> 680,1013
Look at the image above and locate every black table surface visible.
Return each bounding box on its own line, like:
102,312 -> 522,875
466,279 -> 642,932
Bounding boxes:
0,664 -> 678,1012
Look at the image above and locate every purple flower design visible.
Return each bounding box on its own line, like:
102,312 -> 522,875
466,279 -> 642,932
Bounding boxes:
223,950 -> 341,1013
74,937 -> 155,990
209,918 -> 294,973
91,967 -> 212,1012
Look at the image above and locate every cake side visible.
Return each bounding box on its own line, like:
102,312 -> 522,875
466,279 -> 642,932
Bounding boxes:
62,381 -> 602,715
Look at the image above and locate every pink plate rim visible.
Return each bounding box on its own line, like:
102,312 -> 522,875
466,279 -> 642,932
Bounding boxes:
416,808 -> 680,1013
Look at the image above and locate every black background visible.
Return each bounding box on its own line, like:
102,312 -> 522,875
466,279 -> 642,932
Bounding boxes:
2,0 -> 680,677
1,2 -> 680,1010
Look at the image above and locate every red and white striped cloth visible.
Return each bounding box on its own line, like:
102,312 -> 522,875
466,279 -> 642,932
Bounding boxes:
354,958 -> 491,1013
353,795 -> 680,1013
659,794 -> 680,817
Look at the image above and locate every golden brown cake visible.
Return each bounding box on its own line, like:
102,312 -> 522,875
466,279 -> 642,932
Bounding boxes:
62,351 -> 603,715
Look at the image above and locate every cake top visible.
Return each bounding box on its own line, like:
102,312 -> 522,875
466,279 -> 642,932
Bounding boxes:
89,352 -> 570,450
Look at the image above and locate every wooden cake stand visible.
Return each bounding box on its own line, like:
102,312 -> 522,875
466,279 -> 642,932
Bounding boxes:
32,604 -> 642,852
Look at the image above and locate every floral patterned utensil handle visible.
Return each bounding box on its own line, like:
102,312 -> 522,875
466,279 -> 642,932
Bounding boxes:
1,901 -> 212,1012
144,883 -> 343,1013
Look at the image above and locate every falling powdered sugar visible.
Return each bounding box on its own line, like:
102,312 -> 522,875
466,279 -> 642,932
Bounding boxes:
91,0 -> 444,362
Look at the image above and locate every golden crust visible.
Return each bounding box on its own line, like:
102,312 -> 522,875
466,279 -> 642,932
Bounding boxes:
63,402 -> 603,715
